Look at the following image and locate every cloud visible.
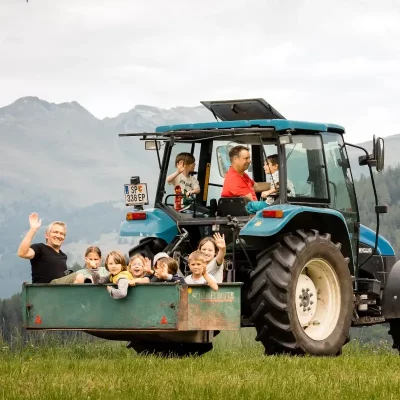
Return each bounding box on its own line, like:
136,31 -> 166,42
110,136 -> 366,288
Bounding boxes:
1,0 -> 400,142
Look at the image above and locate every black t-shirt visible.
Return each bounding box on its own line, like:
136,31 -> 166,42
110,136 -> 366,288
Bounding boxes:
30,243 -> 68,283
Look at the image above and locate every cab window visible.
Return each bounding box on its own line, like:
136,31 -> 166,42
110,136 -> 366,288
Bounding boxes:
163,142 -> 201,202
286,135 -> 329,202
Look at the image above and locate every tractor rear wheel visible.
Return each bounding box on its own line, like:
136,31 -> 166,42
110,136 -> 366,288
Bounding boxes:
248,229 -> 353,356
127,341 -> 213,357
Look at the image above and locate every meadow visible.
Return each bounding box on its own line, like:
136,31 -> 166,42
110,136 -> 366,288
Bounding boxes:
1,329 -> 400,400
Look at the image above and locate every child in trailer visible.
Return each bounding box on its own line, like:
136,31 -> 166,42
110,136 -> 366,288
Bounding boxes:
150,257 -> 186,284
197,232 -> 226,283
166,152 -> 200,211
127,253 -> 151,283
50,246 -> 108,284
90,250 -> 133,299
185,251 -> 219,291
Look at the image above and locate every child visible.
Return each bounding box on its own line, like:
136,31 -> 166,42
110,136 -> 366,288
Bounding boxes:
198,232 -> 226,283
166,152 -> 200,210
148,257 -> 185,284
90,250 -> 133,299
185,251 -> 218,291
127,253 -> 152,285
50,246 -> 107,284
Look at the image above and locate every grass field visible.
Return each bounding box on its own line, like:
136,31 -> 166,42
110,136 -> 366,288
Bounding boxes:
1,329 -> 400,400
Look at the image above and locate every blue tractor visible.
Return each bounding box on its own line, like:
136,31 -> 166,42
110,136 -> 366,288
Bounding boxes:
119,98 -> 400,356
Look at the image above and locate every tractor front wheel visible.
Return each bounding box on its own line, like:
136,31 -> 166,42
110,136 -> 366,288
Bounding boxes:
248,229 -> 353,356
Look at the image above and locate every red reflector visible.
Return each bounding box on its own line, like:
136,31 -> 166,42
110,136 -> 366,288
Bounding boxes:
35,315 -> 42,325
160,316 -> 168,325
126,212 -> 146,221
262,210 -> 284,218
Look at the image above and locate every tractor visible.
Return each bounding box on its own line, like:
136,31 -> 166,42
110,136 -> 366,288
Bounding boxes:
22,98 -> 400,357
118,98 -> 400,356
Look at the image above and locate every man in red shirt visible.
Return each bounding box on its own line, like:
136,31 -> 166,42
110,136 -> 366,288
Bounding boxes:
221,145 -> 271,201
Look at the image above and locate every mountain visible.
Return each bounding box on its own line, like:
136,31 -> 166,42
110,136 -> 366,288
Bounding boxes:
0,96 -> 212,299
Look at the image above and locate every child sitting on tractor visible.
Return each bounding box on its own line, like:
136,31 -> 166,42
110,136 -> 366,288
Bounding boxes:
197,232 -> 226,283
166,152 -> 200,210
185,251 -> 219,291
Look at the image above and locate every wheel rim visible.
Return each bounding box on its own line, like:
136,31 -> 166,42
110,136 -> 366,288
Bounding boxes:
295,258 -> 341,341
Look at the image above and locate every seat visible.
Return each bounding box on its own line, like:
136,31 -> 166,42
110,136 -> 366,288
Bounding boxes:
217,197 -> 249,217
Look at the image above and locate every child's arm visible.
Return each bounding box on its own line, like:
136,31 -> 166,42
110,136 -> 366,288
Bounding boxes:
204,273 -> 218,291
214,232 -> 226,266
90,269 -> 110,284
107,277 -> 129,299
128,277 -> 150,286
166,160 -> 185,184
186,177 -> 201,196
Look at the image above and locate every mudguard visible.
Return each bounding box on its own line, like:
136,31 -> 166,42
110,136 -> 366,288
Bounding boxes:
239,204 -> 349,237
359,224 -> 395,256
119,208 -> 178,244
382,260 -> 400,319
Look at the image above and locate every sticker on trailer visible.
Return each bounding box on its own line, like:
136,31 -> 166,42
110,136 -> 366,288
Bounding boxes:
124,183 -> 149,206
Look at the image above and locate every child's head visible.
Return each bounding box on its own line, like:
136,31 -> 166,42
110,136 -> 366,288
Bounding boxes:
154,257 -> 179,276
188,251 -> 207,276
198,237 -> 218,263
84,246 -> 102,269
128,254 -> 146,278
153,252 -> 169,268
105,250 -> 127,276
264,154 -> 278,175
176,152 -> 196,173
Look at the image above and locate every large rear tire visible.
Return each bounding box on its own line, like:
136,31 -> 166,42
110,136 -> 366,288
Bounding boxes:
388,319 -> 400,353
248,229 -> 353,356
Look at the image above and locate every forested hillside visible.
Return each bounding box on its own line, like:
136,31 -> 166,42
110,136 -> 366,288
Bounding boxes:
355,165 -> 400,256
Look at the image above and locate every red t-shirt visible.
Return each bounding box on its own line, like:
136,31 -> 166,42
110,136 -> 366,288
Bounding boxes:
221,167 -> 257,200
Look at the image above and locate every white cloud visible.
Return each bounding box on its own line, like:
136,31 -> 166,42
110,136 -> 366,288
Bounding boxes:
1,0 -> 400,142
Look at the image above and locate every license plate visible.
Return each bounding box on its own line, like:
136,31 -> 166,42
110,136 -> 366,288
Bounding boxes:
124,183 -> 149,206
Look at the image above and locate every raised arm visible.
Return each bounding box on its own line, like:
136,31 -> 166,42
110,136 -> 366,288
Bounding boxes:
17,213 -> 42,259
166,160 -> 185,184
213,233 -> 226,266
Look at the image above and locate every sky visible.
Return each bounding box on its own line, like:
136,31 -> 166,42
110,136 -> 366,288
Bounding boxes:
1,0 -> 400,142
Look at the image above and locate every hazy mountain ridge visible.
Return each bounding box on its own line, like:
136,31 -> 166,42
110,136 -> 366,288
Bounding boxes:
0,96 -> 211,298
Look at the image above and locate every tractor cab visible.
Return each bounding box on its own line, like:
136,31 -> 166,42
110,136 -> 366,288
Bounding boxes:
120,103 -> 367,273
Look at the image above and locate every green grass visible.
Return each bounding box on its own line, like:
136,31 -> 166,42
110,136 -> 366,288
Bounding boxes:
1,330 -> 400,400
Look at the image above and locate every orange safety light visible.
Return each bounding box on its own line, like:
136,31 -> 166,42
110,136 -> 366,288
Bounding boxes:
262,209 -> 284,218
126,212 -> 146,221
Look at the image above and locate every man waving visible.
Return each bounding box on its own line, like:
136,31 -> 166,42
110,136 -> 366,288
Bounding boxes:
17,213 -> 68,283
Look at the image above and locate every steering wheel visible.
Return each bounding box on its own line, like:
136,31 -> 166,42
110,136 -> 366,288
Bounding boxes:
164,193 -> 196,213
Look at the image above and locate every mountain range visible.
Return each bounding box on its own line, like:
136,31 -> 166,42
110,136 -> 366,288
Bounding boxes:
1,96 -> 399,299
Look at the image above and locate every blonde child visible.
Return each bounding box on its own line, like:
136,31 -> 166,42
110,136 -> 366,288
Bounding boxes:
185,251 -> 218,291
90,250 -> 133,299
127,253 -> 152,285
198,232 -> 226,283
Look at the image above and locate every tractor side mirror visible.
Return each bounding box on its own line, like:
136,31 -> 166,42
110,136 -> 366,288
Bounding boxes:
145,140 -> 161,150
375,137 -> 384,172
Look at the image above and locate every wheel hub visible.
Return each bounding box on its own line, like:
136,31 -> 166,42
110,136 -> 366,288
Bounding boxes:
296,275 -> 317,326
295,258 -> 341,341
